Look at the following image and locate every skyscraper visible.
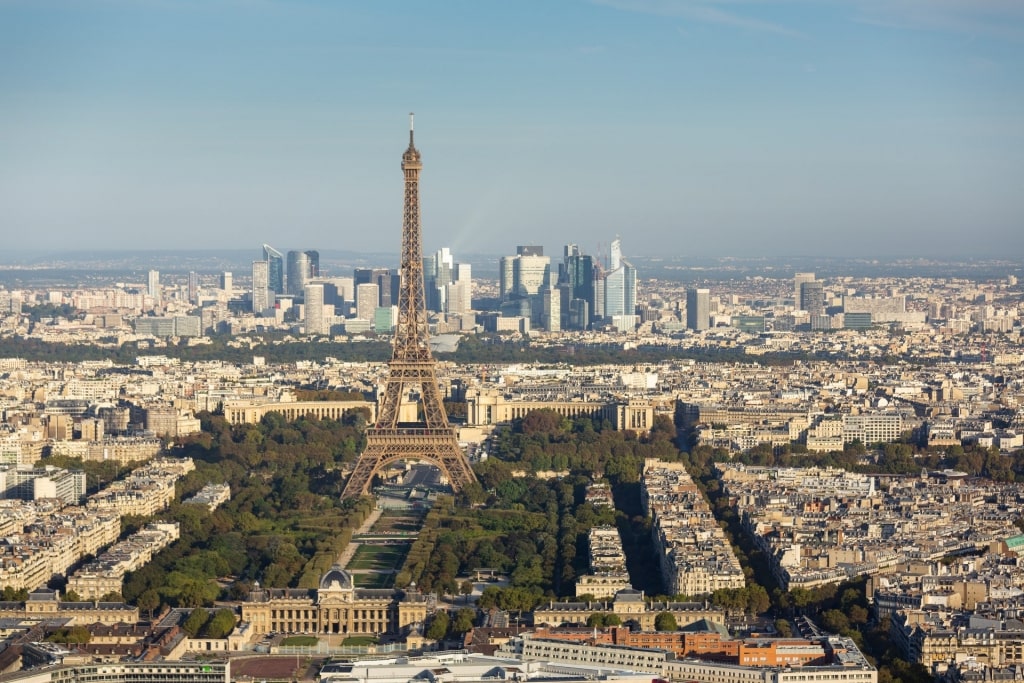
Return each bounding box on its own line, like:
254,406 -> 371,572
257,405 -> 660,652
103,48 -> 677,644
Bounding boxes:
262,244 -> 285,295
514,249 -> 550,298
794,272 -> 815,304
686,288 -> 710,331
287,251 -> 309,296
446,280 -> 471,316
252,260 -> 270,313
603,237 -> 636,318
498,256 -> 516,301
287,250 -> 320,296
220,272 -> 233,293
356,283 -> 379,321
424,247 -> 455,312
147,270 -> 160,304
187,271 -> 199,305
800,281 -> 825,316
560,244 -> 595,329
304,283 -> 327,335
542,286 -> 561,332
354,268 -> 398,307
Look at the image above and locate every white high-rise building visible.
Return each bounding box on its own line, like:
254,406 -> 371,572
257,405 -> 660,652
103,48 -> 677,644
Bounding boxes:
304,283 -> 327,335
356,283 -> 379,321
147,270 -> 161,304
542,286 -> 561,332
252,261 -> 270,314
603,237 -> 636,318
453,263 -> 472,312
446,280 -> 471,316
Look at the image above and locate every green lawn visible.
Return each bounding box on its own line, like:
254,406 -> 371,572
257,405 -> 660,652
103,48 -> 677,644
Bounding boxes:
372,513 -> 425,534
281,635 -> 319,646
342,636 -> 378,646
347,544 -> 408,571
352,571 -> 392,589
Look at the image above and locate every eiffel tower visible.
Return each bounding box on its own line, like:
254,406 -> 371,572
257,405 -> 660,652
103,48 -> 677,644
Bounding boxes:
341,115 -> 477,499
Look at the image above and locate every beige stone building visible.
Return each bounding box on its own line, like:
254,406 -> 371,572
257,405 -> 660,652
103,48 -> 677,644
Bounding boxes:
0,589 -> 138,625
241,567 -> 428,637
533,588 -> 726,631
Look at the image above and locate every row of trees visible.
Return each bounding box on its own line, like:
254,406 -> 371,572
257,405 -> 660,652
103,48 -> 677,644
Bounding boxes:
121,411 -> 377,614
392,410 -> 685,611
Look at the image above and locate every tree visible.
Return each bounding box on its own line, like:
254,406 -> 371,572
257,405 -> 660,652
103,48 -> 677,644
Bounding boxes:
654,612 -> 678,631
820,609 -> 850,634
47,626 -> 91,644
460,579 -> 475,604
848,605 -> 870,625
136,589 -> 161,619
201,609 -> 237,639
587,612 -> 620,628
426,610 -> 450,641
63,590 -> 83,602
452,608 -> 476,634
182,608 -> 210,637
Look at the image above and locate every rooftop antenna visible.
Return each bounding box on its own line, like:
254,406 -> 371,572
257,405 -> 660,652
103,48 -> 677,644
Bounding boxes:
409,112 -> 415,145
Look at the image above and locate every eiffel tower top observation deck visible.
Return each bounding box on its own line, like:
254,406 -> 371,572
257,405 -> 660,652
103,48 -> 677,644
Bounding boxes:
340,116 -> 477,498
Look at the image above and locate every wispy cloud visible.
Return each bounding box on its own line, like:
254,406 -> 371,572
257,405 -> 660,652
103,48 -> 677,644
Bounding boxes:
846,0 -> 1024,40
592,0 -> 1024,41
592,0 -> 804,38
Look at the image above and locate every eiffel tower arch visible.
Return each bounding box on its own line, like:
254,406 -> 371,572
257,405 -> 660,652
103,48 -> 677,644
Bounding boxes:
341,116 -> 477,499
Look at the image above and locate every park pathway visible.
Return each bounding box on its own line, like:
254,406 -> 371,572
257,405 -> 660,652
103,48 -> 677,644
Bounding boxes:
336,506 -> 384,568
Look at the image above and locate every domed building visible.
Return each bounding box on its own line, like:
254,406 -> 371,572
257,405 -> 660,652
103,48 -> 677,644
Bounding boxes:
241,565 -> 429,637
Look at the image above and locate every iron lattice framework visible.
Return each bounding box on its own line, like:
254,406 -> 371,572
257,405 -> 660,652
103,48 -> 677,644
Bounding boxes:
341,116 -> 477,499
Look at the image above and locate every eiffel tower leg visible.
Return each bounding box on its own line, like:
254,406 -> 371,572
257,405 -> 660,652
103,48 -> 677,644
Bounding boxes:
342,430 -> 477,500
342,444 -> 386,499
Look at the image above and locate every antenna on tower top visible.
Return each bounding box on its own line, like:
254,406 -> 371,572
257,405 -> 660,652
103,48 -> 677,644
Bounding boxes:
409,112 -> 415,144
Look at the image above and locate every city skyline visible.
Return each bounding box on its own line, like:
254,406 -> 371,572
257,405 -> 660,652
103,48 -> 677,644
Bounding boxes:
1,1 -> 1022,258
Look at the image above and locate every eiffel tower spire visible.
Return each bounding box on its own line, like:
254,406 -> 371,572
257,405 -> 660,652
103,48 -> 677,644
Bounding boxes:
341,116 -> 477,499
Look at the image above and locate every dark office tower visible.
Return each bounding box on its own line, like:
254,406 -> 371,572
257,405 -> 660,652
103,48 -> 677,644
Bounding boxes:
564,250 -> 595,327
423,257 -> 438,311
262,244 -> 285,295
498,256 -> 515,302
306,250 -> 319,278
568,297 -> 590,331
686,288 -> 711,331
800,281 -> 826,316
187,271 -> 199,305
592,265 -> 605,320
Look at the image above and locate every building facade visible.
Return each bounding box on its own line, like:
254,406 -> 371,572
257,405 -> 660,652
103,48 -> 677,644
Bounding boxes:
241,567 -> 429,637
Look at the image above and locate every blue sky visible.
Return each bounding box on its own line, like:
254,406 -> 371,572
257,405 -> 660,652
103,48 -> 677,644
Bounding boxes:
1,0 -> 1021,259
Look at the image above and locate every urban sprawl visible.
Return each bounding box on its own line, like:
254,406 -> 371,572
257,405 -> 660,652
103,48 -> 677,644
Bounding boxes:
0,247 -> 1022,683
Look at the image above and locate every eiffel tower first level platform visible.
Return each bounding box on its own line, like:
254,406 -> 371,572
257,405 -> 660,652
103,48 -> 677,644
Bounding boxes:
340,115 -> 477,500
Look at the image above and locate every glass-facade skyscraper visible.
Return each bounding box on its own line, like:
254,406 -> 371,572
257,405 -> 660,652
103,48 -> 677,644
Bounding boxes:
603,238 -> 636,318
286,250 -> 320,296
262,244 -> 285,295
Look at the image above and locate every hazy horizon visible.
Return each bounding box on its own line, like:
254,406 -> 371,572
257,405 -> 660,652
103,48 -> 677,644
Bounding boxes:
2,1 -> 1022,258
